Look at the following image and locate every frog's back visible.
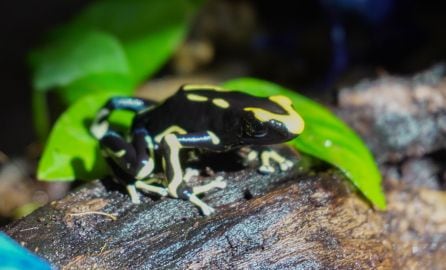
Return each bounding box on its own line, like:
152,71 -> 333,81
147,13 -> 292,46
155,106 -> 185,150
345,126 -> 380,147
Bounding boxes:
135,88 -> 236,138
133,85 -> 290,144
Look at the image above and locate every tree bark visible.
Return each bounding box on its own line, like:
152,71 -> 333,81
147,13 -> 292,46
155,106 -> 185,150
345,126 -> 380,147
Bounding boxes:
5,148 -> 445,269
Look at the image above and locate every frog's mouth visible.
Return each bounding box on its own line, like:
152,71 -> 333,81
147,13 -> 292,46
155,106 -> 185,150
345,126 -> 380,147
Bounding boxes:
244,104 -> 305,136
241,129 -> 298,146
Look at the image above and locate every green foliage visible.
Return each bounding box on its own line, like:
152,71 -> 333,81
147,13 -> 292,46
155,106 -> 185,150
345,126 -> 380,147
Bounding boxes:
38,91 -> 136,181
223,78 -> 386,210
30,0 -> 201,140
38,93 -> 114,181
30,31 -> 131,93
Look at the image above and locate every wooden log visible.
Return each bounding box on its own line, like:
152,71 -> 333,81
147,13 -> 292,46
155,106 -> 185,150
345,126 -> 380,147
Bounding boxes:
4,146 -> 445,269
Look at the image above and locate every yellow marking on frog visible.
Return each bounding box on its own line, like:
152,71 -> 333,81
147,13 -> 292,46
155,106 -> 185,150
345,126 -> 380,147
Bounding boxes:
192,176 -> 226,195
127,184 -> 140,204
244,95 -> 305,135
164,134 -> 183,198
187,94 -> 208,102
145,135 -> 155,161
90,109 -> 110,139
207,131 -> 220,145
113,149 -> 126,158
135,181 -> 168,196
154,125 -> 187,143
182,84 -> 228,92
212,98 -> 230,108
137,106 -> 154,115
135,158 -> 155,180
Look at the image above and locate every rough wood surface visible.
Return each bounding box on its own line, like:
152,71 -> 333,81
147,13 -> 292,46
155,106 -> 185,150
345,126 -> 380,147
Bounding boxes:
4,147 -> 446,269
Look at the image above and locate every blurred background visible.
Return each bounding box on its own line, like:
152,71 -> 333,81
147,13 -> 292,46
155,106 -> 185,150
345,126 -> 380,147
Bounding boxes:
0,0 -> 444,224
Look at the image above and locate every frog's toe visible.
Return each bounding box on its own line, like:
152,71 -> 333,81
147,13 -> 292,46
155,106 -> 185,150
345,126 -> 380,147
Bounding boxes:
239,149 -> 258,166
183,167 -> 200,182
279,160 -> 294,171
200,204 -> 215,216
211,176 -> 227,189
259,165 -> 275,174
131,196 -> 141,204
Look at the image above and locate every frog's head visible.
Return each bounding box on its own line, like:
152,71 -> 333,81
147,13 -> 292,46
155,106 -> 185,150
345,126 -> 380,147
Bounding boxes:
240,95 -> 304,145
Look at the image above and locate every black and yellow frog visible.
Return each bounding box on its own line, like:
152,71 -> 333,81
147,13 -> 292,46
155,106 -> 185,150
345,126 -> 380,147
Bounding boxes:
91,84 -> 304,215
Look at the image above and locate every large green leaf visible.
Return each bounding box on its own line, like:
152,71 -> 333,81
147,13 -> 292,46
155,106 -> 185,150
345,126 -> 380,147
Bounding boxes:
30,0 -> 200,96
37,93 -> 115,181
60,73 -> 135,105
30,0 -> 201,141
30,31 -> 131,92
64,0 -> 199,83
223,78 -> 386,210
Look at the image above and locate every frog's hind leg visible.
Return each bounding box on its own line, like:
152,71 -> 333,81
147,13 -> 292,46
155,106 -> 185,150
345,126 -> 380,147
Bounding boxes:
160,132 -> 226,215
177,176 -> 227,216
135,180 -> 168,197
191,176 -> 226,194
91,97 -> 164,203
91,97 -> 155,139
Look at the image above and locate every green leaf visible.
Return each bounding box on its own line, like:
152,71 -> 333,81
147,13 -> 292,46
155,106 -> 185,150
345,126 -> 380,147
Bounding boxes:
223,78 -> 386,210
122,26 -> 186,83
64,0 -> 200,83
32,91 -> 51,141
30,31 -> 131,92
59,73 -> 135,105
30,0 -> 201,141
37,93 -> 117,181
30,0 -> 201,95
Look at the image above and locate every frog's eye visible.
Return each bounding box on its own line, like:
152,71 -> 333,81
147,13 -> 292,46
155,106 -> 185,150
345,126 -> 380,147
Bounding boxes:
251,121 -> 267,138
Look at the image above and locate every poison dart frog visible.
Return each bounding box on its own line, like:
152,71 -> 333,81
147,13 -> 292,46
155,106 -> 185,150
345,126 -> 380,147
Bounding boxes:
91,84 -> 305,215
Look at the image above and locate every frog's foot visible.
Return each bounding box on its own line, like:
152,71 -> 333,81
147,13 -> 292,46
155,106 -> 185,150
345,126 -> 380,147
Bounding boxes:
189,194 -> 215,216
238,147 -> 258,166
183,167 -> 200,182
127,181 -> 169,204
126,184 -> 141,204
135,180 -> 168,197
192,176 -> 227,194
173,177 -> 226,216
191,177 -> 227,215
258,149 -> 294,174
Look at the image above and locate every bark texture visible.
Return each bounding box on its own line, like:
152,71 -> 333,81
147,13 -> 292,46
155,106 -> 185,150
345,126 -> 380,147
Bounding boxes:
5,151 -> 446,269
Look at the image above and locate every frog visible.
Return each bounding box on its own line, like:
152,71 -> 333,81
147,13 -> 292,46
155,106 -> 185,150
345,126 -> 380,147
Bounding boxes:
90,84 -> 305,215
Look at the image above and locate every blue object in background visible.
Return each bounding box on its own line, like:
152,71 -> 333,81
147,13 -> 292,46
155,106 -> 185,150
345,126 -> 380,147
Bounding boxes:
0,232 -> 52,270
319,0 -> 396,88
320,0 -> 395,25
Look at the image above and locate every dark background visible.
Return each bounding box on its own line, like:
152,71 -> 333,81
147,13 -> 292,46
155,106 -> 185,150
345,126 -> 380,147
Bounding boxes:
0,0 -> 444,156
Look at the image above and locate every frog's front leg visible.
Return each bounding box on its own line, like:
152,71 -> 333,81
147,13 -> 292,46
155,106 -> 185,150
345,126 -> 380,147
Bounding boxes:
160,131 -> 226,215
241,147 -> 293,174
259,148 -> 294,174
100,128 -> 167,204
